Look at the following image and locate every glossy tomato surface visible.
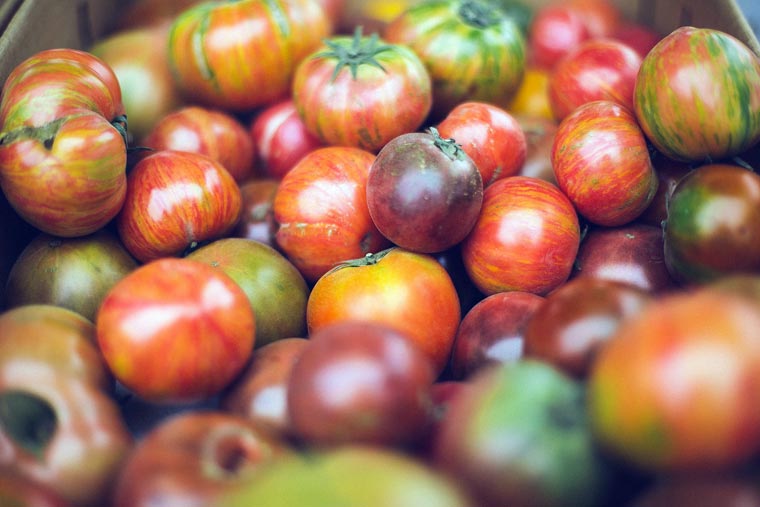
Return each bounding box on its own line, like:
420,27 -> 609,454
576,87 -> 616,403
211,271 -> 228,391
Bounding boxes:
461,176 -> 581,296
96,257 -> 256,403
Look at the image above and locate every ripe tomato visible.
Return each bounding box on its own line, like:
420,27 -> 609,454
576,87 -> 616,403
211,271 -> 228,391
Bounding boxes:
168,0 -> 330,111
292,28 -> 431,152
306,247 -> 461,376
436,101 -> 527,186
588,287 -> 760,471
96,257 -> 256,403
528,4 -> 590,70
461,176 -> 581,296
552,100 -> 657,226
663,163 -> 760,285
548,38 -> 642,121
273,146 -> 389,282
633,26 -> 760,162
507,67 -> 553,120
385,0 -> 526,118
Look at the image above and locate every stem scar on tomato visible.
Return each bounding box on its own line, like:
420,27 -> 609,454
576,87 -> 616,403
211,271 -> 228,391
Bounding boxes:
0,390 -> 57,460
315,26 -> 394,81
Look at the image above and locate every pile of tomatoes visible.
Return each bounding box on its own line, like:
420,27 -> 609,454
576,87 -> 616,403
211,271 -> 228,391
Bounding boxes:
1,0 -> 760,505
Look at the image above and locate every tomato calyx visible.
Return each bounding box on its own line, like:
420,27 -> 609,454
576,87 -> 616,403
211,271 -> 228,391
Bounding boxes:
316,26 -> 394,81
0,390 -> 56,460
458,0 -> 501,29
328,247 -> 395,273
429,126 -> 467,161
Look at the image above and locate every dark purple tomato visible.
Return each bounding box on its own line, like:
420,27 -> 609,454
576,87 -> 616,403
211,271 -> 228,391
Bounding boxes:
637,155 -> 692,227
571,223 -> 677,294
524,277 -> 651,377
664,163 -> 760,285
366,128 -> 483,253
287,321 -> 436,448
451,291 -> 544,379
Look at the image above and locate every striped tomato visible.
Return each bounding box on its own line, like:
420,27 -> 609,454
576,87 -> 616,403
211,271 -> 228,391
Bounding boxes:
168,0 -> 330,111
384,0 -> 526,119
633,26 -> 760,162
552,100 -> 658,227
461,176 -> 581,296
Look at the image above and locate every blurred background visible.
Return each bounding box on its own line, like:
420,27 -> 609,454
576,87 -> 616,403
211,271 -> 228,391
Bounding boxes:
738,0 -> 760,38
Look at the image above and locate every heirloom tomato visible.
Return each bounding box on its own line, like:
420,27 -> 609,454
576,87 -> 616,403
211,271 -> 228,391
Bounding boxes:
461,176 -> 581,296
552,100 -> 657,226
565,0 -> 621,38
366,128 -> 483,253
436,101 -> 527,186
385,0 -> 526,119
233,178 -> 279,248
168,0 -> 330,111
273,146 -> 389,282
663,163 -> 760,285
588,287 -> 760,471
0,49 -> 127,237
96,257 -> 256,403
306,248 -> 461,376
292,28 -> 431,152
116,150 -> 242,263
633,26 -> 760,162
528,4 -> 590,70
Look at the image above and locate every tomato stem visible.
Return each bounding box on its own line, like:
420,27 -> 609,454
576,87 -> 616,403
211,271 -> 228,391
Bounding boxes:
328,247 -> 395,273
458,0 -> 501,29
316,26 -> 394,82
429,127 -> 467,161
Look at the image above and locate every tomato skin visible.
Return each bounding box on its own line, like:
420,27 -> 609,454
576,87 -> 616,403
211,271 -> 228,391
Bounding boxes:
96,257 -> 256,403
528,5 -> 590,71
552,100 -> 657,227
273,146 -> 389,282
306,248 -> 461,376
168,0 -> 330,111
384,0 -> 526,118
292,32 -> 431,152
633,26 -> 760,162
588,287 -> 760,471
461,176 -> 581,296
436,101 -> 527,186
663,164 -> 760,285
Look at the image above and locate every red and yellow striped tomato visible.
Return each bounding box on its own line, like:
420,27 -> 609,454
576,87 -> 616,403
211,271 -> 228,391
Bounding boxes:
384,0 -> 526,119
633,26 -> 760,162
461,176 -> 580,296
168,0 -> 330,112
292,29 -> 432,152
0,49 -> 128,237
552,100 -> 658,227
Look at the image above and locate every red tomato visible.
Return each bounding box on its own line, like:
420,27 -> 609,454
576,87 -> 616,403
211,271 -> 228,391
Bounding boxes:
548,38 -> 642,121
436,101 -> 527,186
306,247 -> 461,376
634,26 -> 760,162
461,176 -> 580,296
551,100 -> 658,226
613,21 -> 661,58
116,150 -> 242,263
273,146 -> 389,282
292,28 -> 432,152
566,0 -> 621,38
96,257 -> 256,403
250,99 -> 323,180
167,0 -> 330,111
142,106 -> 255,183
528,5 -> 590,70
588,287 -> 760,471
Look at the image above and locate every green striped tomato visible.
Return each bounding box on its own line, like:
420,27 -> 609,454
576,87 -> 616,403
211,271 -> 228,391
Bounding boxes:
384,0 -> 526,119
633,26 -> 760,163
168,0 -> 330,112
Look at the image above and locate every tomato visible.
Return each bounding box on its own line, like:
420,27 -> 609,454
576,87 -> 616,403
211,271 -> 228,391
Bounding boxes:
633,26 -> 760,162
528,4 -> 590,70
167,0 -> 330,111
306,247 -> 461,376
461,176 -> 581,296
232,178 -> 279,248
142,106 -> 256,183
663,163 -> 760,285
507,67 -> 553,120
273,146 -> 389,283
548,38 -> 642,121
116,150 -> 242,263
366,128 -> 483,253
637,155 -> 692,227
565,0 -> 621,38
524,277 -> 651,378
588,287 -> 760,471
552,100 -> 658,226
292,28 -> 431,152
613,21 -> 662,58
436,101 -> 527,186
96,257 -> 256,403
384,0 -> 526,118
